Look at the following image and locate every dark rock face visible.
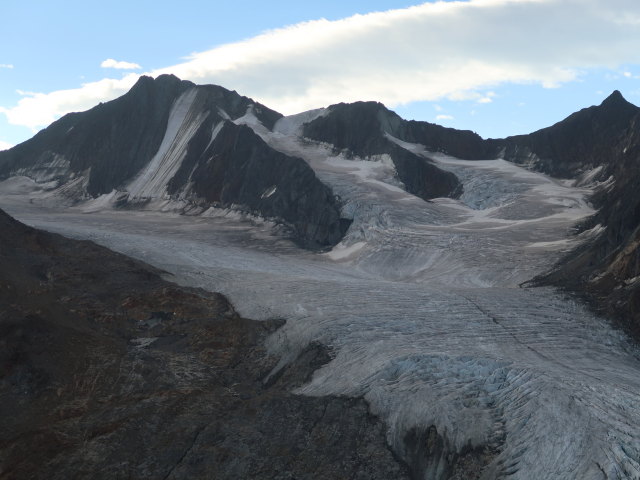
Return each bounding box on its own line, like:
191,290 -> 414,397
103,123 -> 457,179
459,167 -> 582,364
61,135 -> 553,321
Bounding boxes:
303,102 -> 462,200
0,208 -> 408,479
402,425 -> 499,480
0,76 -> 349,249
532,109 -> 640,340
172,121 -> 350,249
395,119 -> 491,161
490,90 -> 640,178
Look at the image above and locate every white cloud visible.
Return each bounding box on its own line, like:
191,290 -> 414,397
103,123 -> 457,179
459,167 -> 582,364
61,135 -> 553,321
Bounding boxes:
477,91 -> 497,103
436,114 -> 454,121
0,75 -> 140,129
0,64 -> 14,69
101,58 -> 142,70
624,71 -> 633,77
0,140 -> 14,150
3,0 -> 640,130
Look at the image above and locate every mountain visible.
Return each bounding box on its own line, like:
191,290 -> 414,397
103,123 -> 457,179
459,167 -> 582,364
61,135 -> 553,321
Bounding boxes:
469,91 -> 640,339
309,90 -> 638,182
491,90 -> 640,179
0,77 -> 477,248
0,207 -> 409,479
5,78 -> 640,478
3,73 -> 640,337
298,92 -> 639,200
0,75 -> 349,250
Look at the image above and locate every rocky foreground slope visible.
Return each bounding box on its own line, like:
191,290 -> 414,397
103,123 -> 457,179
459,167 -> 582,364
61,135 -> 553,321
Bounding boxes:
0,208 -> 411,479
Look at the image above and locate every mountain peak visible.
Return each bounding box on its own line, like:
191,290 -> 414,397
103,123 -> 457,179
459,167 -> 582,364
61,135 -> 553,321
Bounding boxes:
601,89 -> 632,109
128,74 -> 189,95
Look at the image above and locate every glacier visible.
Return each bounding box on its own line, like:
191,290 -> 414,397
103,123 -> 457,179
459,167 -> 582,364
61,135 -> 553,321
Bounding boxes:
2,112 -> 640,479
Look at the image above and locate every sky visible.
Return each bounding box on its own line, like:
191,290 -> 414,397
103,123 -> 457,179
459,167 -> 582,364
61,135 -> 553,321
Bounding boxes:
1,0 -> 640,150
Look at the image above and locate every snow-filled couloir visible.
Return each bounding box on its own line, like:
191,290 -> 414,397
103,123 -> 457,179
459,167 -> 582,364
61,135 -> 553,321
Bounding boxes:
2,109 -> 639,479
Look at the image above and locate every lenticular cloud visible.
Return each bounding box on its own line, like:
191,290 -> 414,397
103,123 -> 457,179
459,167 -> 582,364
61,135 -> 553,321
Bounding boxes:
3,0 -> 640,130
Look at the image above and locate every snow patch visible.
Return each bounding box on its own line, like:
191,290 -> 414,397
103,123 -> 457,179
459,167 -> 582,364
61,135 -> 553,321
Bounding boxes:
233,104 -> 269,136
326,241 -> 366,261
261,185 -> 277,199
273,108 -> 328,136
81,190 -> 120,213
14,153 -> 71,183
575,165 -> 604,186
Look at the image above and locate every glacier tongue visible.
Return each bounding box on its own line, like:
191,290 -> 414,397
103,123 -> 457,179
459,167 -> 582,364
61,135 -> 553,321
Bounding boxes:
3,118 -> 640,479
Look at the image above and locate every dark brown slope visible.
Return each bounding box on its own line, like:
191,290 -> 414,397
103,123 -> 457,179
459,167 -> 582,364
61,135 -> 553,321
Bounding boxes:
0,208 -> 408,479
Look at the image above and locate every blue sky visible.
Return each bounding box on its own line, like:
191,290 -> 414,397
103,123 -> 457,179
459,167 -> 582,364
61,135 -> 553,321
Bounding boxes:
1,0 -> 640,149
